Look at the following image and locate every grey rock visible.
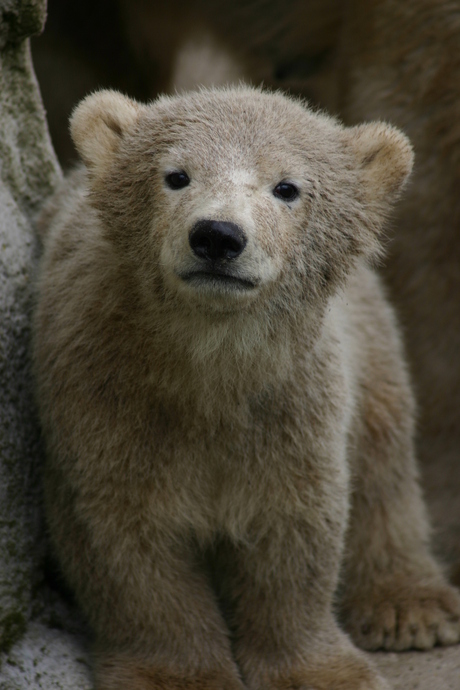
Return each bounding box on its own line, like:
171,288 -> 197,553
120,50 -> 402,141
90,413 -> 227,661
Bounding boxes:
0,0 -> 46,49
0,621 -> 92,690
373,646 -> 460,690
0,27 -> 61,654
0,1 -> 94,684
0,4 -> 93,689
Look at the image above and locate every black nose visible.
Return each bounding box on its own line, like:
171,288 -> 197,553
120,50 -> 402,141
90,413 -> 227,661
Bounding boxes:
189,220 -> 247,262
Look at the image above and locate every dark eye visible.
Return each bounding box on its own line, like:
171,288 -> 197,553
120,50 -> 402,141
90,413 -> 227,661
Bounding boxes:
273,181 -> 299,202
165,171 -> 190,190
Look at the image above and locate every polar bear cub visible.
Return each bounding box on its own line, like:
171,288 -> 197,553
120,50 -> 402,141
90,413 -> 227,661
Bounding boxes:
33,87 -> 460,690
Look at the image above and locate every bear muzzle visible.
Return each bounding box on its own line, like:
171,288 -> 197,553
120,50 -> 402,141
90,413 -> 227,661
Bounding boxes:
180,219 -> 257,292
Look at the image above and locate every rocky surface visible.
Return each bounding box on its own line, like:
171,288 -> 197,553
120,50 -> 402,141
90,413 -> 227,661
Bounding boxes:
0,621 -> 91,690
0,1 -> 81,687
0,5 -> 60,661
374,646 -> 460,689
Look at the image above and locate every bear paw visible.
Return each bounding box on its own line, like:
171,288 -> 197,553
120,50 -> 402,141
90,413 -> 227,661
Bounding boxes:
96,658 -> 245,690
341,579 -> 460,651
251,655 -> 389,690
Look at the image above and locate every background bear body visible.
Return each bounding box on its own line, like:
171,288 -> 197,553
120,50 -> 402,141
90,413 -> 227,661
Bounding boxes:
33,87 -> 460,690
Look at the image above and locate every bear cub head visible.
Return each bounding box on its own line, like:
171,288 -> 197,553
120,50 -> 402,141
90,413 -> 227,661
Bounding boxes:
70,87 -> 412,318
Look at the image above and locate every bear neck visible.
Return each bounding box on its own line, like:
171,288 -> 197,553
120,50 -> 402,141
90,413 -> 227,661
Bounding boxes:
138,292 -> 327,418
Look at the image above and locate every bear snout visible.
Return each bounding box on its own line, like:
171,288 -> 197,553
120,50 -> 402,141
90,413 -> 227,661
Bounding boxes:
189,220 -> 247,262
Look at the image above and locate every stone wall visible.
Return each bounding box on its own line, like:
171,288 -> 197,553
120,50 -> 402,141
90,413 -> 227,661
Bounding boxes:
0,1 -> 91,687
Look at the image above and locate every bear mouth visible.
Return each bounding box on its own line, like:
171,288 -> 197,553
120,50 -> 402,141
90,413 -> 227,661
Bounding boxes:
179,269 -> 257,290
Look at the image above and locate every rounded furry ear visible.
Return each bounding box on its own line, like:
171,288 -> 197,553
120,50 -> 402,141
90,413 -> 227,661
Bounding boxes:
70,90 -> 142,177
348,122 -> 414,207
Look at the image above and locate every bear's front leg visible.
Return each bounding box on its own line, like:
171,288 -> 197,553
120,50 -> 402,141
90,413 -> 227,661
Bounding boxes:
214,509 -> 388,690
339,438 -> 460,651
46,474 -> 243,690
338,312 -> 460,651
88,537 -> 243,690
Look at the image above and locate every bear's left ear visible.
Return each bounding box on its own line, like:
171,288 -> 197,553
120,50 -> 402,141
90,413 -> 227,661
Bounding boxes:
347,122 -> 414,211
70,90 -> 144,179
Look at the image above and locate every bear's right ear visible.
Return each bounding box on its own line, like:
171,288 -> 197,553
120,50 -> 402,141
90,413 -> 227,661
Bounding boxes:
70,90 -> 143,178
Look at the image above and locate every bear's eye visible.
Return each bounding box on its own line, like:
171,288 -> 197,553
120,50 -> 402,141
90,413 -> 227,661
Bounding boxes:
165,171 -> 190,190
273,182 -> 299,202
